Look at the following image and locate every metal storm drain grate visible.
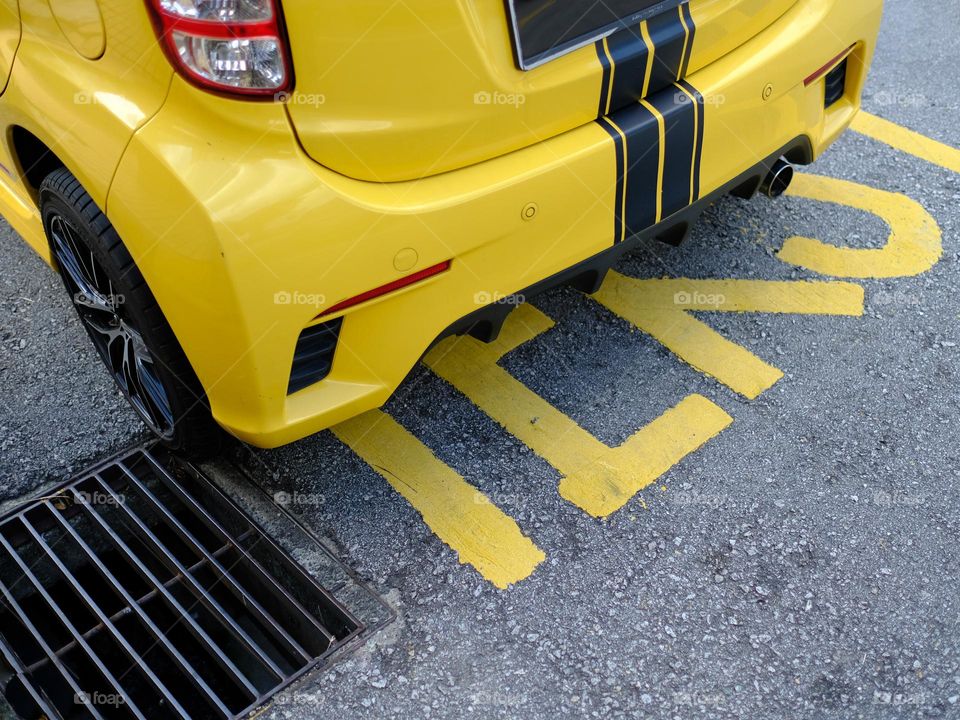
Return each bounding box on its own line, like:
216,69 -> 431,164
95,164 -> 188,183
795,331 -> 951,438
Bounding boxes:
0,445 -> 363,719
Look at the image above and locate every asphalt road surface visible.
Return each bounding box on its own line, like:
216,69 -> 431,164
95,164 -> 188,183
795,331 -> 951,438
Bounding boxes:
2,1 -> 960,718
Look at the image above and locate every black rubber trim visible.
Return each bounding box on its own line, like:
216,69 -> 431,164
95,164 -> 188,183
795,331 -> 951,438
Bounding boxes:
824,59 -> 847,108
287,318 -> 342,395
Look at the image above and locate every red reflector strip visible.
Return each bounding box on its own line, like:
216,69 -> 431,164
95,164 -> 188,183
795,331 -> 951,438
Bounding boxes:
317,260 -> 452,318
804,44 -> 856,86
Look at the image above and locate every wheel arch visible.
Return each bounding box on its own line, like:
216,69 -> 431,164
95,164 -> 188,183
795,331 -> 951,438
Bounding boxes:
9,125 -> 66,205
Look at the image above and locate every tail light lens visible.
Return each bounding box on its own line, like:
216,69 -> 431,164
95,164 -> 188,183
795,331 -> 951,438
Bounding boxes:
147,0 -> 292,97
156,0 -> 273,22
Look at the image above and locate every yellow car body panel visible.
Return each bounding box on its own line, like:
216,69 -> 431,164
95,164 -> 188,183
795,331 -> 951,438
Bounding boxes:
283,0 -> 802,182
0,0 -> 882,447
0,0 -> 19,89
47,0 -> 107,60
0,0 -> 170,260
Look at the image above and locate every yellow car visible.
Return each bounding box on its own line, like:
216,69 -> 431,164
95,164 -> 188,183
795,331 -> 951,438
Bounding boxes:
0,0 -> 882,452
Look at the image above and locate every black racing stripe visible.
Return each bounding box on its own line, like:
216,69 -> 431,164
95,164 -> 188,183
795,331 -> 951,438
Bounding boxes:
598,81 -> 706,244
604,27 -> 649,113
615,103 -> 661,237
645,8 -> 687,92
678,79 -> 705,201
649,88 -> 696,219
596,40 -> 612,117
597,4 -> 692,119
597,117 -> 626,242
678,2 -> 696,78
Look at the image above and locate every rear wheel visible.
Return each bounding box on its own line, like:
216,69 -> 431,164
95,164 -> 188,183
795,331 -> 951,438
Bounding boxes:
40,168 -> 222,456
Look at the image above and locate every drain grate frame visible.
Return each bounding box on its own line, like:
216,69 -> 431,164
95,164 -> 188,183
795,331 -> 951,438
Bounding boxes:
0,444 -> 364,720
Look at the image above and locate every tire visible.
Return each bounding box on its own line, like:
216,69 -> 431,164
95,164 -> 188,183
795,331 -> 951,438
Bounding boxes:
39,167 -> 223,457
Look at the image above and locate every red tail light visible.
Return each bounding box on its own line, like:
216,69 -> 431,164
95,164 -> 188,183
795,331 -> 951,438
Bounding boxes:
146,0 -> 292,98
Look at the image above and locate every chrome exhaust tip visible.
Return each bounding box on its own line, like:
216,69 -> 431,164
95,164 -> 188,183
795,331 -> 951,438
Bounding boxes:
760,158 -> 795,198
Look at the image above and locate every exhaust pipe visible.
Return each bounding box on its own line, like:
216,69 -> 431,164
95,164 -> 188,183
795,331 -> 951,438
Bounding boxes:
760,158 -> 795,198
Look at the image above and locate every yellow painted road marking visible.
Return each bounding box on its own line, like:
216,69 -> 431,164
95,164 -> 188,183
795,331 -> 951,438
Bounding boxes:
335,170 -> 930,574
851,111 -> 960,175
333,411 -> 545,589
780,174 -> 942,278
593,273 -> 865,399
558,394 -> 732,518
425,304 -> 732,518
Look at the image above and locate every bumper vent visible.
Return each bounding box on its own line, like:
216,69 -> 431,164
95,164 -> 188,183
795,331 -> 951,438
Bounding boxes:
824,59 -> 847,107
0,445 -> 361,719
288,318 -> 342,395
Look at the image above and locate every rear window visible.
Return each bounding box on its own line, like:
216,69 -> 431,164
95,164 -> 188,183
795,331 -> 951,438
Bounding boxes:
508,0 -> 684,69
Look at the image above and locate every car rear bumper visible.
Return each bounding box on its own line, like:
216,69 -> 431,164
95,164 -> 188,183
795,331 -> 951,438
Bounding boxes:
107,0 -> 882,447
